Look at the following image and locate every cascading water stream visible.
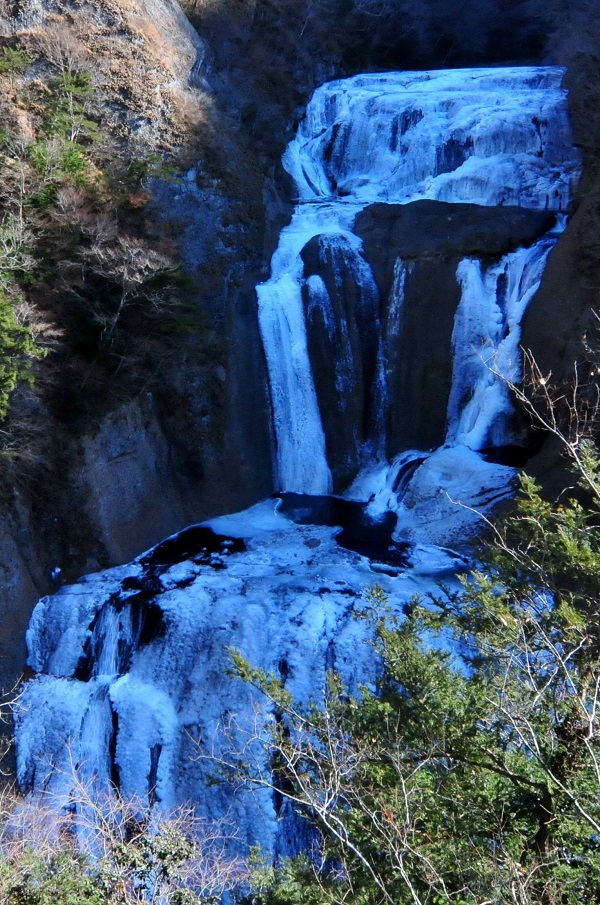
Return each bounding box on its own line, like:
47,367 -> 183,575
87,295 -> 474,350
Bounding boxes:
446,218 -> 566,450
256,205 -> 361,493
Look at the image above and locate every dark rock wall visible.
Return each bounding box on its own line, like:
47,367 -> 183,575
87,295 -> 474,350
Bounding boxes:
300,235 -> 379,487
382,256 -> 463,455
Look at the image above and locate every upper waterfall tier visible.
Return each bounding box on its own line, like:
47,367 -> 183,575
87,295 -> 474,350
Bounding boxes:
259,67 -> 580,494
284,67 -> 579,209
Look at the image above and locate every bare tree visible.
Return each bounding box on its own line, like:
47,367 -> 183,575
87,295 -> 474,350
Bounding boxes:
29,21 -> 92,77
83,234 -> 179,344
0,766 -> 248,904
489,343 -> 600,499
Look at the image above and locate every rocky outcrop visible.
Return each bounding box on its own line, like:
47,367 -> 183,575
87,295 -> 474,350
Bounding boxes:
522,195 -> 598,378
0,505 -> 45,698
519,192 -> 600,494
298,201 -> 557,483
300,235 -> 380,487
77,397 -> 202,566
1,0 -> 206,149
356,202 -> 556,292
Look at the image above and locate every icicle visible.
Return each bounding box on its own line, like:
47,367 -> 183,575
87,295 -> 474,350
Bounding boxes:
446,229 -> 559,450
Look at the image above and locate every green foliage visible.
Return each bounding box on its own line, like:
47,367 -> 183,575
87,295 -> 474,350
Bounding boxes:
43,72 -> 99,144
3,850 -> 106,905
0,794 -> 240,905
234,452 -> 600,905
228,649 -> 294,711
241,851 -> 341,905
26,140 -> 91,210
0,36 -> 193,426
0,293 -> 43,420
0,46 -> 31,76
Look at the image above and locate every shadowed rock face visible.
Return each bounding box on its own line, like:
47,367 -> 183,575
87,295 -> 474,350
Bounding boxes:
296,201 -> 557,484
300,235 -> 380,486
356,202 -> 557,293
519,193 -> 600,496
357,202 -> 556,458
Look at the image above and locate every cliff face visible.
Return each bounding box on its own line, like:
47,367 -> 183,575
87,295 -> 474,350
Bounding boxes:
0,0 -> 275,694
520,27 -> 600,491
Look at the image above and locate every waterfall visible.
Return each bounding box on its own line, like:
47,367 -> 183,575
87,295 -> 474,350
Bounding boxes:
446,220 -> 564,449
258,67 -> 579,493
256,207 -> 338,494
15,68 -> 581,854
285,69 -> 575,206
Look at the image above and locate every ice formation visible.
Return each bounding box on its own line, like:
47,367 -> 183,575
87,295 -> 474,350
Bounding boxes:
16,68 -> 580,856
258,67 -> 579,493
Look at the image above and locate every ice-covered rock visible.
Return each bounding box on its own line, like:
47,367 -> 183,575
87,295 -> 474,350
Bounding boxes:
17,499 -> 465,854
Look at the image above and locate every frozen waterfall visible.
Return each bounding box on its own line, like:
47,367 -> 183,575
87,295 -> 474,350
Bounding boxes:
16,68 -> 581,856
258,66 -> 579,494
446,219 -> 565,449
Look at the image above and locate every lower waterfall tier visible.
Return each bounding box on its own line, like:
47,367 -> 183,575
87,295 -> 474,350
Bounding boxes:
17,455 -> 513,853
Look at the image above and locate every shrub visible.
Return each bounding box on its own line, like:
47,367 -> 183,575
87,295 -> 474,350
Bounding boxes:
231,357 -> 600,904
0,293 -> 43,421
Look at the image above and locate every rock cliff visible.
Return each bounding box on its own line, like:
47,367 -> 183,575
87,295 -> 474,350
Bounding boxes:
0,0 -> 274,696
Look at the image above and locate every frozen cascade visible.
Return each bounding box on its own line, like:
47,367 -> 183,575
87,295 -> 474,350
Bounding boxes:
286,68 -> 577,207
93,604 -> 132,677
257,204 -> 362,493
446,219 -> 565,449
16,68 -> 581,857
385,258 -> 406,350
258,66 -> 579,493
78,683 -> 114,790
17,509 -> 458,852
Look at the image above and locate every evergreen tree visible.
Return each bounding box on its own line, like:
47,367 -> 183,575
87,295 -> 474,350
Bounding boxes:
0,292 -> 43,421
232,386 -> 600,904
